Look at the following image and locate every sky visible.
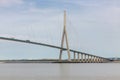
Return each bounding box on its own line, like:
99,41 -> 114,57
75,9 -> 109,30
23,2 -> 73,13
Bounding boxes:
0,0 -> 120,60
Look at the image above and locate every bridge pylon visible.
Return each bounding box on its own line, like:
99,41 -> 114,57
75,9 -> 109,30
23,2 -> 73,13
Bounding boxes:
59,11 -> 71,61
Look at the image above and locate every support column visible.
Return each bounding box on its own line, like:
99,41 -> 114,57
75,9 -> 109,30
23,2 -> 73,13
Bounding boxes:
89,56 -> 92,63
77,53 -> 80,62
98,57 -> 100,63
99,58 -> 102,63
87,55 -> 90,63
84,54 -> 87,63
103,58 -> 105,63
90,56 -> 92,63
81,54 -> 83,63
93,56 -> 96,63
100,58 -> 102,63
94,57 -> 97,63
91,56 -> 94,63
101,58 -> 104,63
87,55 -> 89,63
95,57 -> 98,63
74,52 -> 76,61
96,57 -> 98,63
87,55 -> 88,63
97,57 -> 100,63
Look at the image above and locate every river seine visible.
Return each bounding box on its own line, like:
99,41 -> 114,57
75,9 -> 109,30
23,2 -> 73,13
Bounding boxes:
0,63 -> 120,80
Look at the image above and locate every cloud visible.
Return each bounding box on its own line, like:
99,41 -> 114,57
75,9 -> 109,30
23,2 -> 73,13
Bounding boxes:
0,7 -> 64,46
0,0 -> 23,7
50,0 -> 100,7
1,0 -> 120,58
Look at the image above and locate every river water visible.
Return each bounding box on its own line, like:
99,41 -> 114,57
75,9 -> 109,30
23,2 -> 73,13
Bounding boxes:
0,63 -> 120,80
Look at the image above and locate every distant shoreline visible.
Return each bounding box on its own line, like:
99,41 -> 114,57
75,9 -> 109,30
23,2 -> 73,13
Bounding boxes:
0,59 -> 58,63
0,59 -> 119,63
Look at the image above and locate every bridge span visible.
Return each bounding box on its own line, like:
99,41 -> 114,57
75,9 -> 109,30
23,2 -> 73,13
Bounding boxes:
0,37 -> 111,63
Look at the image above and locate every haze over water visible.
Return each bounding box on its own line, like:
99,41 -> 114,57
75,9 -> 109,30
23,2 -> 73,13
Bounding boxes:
0,63 -> 120,80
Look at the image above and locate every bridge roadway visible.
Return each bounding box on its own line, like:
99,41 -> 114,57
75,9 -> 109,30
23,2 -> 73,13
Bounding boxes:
0,37 -> 111,63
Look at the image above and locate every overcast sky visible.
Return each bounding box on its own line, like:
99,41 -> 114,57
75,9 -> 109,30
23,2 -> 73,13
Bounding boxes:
0,0 -> 120,60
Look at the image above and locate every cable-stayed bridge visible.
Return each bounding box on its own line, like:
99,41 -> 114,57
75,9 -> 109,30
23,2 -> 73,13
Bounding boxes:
0,37 -> 110,63
0,11 -> 111,63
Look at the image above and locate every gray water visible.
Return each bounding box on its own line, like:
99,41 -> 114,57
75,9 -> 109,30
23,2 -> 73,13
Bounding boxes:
0,63 -> 120,80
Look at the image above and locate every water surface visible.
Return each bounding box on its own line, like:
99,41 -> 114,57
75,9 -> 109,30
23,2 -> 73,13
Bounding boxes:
0,63 -> 120,80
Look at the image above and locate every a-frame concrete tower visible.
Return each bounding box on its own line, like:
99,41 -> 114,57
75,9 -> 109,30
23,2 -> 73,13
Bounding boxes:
59,11 -> 71,61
